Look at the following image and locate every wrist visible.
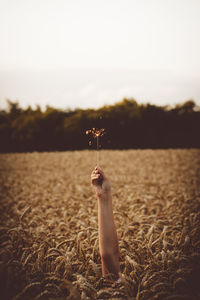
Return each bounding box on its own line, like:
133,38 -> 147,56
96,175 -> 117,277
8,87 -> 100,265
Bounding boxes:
97,189 -> 112,201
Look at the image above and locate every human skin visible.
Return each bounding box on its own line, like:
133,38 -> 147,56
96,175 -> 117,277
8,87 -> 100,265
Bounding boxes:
91,166 -> 120,277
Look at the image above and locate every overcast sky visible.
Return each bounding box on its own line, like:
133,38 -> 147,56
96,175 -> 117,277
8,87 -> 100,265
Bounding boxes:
0,0 -> 200,109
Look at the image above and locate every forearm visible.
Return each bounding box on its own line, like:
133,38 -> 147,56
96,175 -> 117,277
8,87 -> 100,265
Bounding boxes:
97,191 -> 120,276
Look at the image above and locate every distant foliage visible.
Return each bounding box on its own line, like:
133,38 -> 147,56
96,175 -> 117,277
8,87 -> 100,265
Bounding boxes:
0,98 -> 199,152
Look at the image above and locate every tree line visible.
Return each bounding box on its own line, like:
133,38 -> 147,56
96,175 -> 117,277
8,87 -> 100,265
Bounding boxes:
0,98 -> 199,153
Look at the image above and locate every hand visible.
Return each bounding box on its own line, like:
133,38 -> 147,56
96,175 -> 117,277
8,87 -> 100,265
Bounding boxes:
91,166 -> 111,197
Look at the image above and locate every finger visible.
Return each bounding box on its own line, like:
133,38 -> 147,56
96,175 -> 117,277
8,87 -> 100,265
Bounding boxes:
92,174 -> 100,178
92,170 -> 98,175
96,166 -> 104,176
91,171 -> 99,177
92,169 -> 100,176
91,174 -> 100,180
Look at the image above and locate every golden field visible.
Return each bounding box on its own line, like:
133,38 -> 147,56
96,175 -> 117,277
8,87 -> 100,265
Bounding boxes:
0,149 -> 200,300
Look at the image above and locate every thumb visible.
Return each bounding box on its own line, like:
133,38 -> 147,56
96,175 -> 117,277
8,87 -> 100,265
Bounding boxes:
95,166 -> 104,177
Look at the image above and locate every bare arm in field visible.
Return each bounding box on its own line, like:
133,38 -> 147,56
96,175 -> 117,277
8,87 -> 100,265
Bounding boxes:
91,166 -> 120,277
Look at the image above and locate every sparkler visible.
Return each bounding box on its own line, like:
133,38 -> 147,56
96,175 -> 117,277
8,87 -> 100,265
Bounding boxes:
86,128 -> 105,165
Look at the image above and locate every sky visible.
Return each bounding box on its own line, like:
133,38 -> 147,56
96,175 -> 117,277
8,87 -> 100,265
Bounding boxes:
0,0 -> 200,110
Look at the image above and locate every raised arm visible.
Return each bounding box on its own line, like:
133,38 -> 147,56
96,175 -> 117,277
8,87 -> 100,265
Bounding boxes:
91,166 -> 120,277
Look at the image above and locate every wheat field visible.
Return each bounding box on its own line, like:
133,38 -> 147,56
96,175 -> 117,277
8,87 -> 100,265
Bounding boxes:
0,149 -> 200,300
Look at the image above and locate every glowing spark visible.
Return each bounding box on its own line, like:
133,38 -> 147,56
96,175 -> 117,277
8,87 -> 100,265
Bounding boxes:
85,128 -> 105,138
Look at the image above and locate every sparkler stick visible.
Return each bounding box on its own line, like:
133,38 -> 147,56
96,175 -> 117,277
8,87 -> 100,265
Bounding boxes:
86,128 -> 105,166
97,135 -> 99,166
